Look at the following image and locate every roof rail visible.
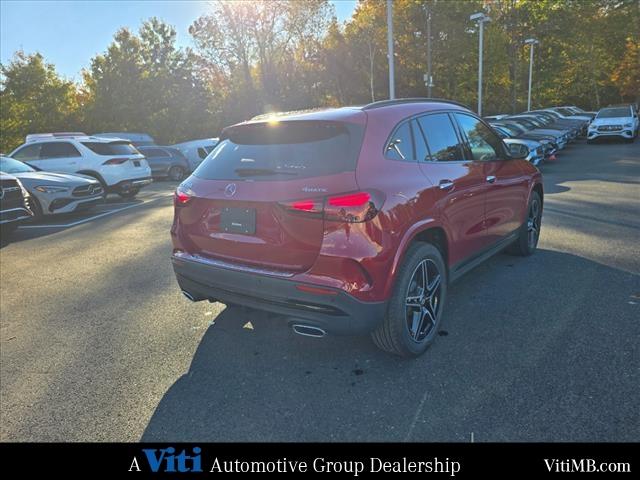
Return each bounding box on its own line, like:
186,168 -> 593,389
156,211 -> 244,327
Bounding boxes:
25,132 -> 87,142
361,97 -> 469,111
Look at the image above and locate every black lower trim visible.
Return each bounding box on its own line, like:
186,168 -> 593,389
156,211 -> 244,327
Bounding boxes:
172,254 -> 387,335
449,231 -> 519,283
107,177 -> 153,193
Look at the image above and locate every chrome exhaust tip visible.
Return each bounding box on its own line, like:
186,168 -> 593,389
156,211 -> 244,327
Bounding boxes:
181,290 -> 196,301
292,324 -> 327,338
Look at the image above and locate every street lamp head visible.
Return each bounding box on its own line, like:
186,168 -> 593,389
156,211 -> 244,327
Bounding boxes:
470,12 -> 491,23
524,38 -> 539,45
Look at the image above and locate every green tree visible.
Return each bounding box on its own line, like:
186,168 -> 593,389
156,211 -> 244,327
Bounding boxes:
0,51 -> 82,152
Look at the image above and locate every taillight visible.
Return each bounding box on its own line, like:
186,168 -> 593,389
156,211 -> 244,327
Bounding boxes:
279,190 -> 383,223
102,157 -> 129,165
174,185 -> 192,205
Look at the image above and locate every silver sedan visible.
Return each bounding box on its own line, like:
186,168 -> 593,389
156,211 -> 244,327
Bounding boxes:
0,156 -> 104,218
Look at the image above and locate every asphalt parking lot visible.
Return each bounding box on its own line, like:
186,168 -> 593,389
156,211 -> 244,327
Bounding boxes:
1,138 -> 639,442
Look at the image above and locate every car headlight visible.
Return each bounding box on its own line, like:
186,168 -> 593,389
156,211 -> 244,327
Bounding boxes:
623,122 -> 632,127
34,185 -> 70,194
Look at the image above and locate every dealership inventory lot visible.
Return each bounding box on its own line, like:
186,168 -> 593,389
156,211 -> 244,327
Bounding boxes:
0,140 -> 638,441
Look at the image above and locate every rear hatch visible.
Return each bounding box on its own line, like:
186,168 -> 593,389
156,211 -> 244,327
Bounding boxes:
175,118 -> 366,273
81,140 -> 148,170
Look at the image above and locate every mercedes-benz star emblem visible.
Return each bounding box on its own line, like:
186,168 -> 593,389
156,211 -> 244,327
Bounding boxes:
224,183 -> 237,197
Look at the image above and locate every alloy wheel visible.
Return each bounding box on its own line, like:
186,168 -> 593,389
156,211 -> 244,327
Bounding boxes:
405,259 -> 442,342
527,198 -> 542,249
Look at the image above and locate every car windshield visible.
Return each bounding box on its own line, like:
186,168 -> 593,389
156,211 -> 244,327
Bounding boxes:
597,107 -> 630,119
0,156 -> 36,173
81,141 -> 140,155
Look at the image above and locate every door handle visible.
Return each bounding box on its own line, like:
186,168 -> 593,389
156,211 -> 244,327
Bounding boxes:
439,180 -> 454,190
486,175 -> 496,184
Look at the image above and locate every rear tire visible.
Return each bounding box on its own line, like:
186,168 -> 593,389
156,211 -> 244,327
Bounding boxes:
118,187 -> 140,199
371,243 -> 447,357
168,165 -> 187,181
508,191 -> 542,256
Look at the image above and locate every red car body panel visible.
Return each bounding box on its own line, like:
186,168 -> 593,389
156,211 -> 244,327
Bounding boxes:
171,100 -> 542,333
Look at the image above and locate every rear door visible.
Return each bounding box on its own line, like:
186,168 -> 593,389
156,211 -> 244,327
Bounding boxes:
31,142 -> 81,173
453,113 -> 529,245
175,119 -> 365,273
416,112 -> 491,265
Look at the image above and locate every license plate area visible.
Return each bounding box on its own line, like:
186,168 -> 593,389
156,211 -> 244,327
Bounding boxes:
220,207 -> 256,234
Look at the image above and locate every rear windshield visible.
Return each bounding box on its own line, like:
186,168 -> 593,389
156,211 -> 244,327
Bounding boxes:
193,121 -> 364,181
81,141 -> 140,156
597,107 -> 630,119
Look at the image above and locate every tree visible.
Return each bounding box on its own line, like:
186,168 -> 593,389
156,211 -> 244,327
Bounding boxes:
0,52 -> 82,152
611,37 -> 640,103
83,18 -> 216,144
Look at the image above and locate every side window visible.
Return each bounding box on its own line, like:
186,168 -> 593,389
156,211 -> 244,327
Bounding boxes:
12,144 -> 42,161
197,147 -> 208,160
385,122 -> 414,161
453,113 -> 503,162
142,148 -> 166,158
411,120 -> 429,162
417,113 -> 463,162
39,142 -> 81,159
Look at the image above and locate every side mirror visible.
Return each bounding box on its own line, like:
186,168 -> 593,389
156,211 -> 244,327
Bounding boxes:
508,143 -> 529,159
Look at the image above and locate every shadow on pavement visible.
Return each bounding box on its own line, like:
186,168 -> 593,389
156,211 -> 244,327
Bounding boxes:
142,249 -> 639,442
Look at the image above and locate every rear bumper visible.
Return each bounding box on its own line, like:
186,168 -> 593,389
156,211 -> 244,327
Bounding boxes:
107,177 -> 153,193
171,252 -> 387,335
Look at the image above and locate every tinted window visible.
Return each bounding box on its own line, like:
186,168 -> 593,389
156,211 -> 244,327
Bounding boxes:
417,113 -> 463,162
411,120 -> 429,162
81,142 -> 140,156
385,122 -> 414,161
12,144 -> 42,161
139,148 -> 168,158
454,113 -> 503,161
194,121 -> 365,181
39,142 -> 81,158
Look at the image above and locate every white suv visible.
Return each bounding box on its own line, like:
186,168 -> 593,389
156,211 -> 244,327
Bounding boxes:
9,133 -> 152,198
588,105 -> 639,144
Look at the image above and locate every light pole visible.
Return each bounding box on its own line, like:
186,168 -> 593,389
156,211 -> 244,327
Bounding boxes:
525,38 -> 539,112
387,0 -> 395,99
426,3 -> 433,97
470,12 -> 491,116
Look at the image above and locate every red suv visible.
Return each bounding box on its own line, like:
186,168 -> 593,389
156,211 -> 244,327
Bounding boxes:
171,99 -> 543,357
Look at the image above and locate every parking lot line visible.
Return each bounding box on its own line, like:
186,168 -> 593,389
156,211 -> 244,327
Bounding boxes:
19,194 -> 172,229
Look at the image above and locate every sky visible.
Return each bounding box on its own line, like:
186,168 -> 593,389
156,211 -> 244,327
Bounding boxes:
0,0 -> 358,80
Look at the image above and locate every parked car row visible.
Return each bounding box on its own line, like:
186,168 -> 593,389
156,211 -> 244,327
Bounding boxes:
0,130 -> 221,237
483,104 -> 638,167
484,106 -> 596,166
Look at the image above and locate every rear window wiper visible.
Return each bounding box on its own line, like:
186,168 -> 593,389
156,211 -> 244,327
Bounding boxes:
234,168 -> 298,177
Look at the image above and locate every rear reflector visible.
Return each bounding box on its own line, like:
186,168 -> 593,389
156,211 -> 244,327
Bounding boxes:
174,186 -> 191,205
295,284 -> 338,296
